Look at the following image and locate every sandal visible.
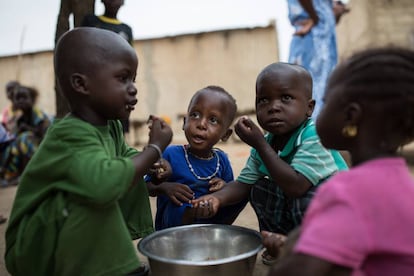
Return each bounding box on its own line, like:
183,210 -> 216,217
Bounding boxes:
261,249 -> 278,266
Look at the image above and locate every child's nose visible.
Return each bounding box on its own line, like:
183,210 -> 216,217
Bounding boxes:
197,118 -> 208,129
269,100 -> 282,112
128,84 -> 137,95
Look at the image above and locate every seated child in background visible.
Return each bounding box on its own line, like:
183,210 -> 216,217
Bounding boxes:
267,47 -> 414,275
146,86 -> 246,230
1,80 -> 19,128
5,27 -> 172,276
1,85 -> 52,185
192,62 -> 348,264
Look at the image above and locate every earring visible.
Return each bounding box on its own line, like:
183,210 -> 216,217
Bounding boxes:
342,125 -> 358,137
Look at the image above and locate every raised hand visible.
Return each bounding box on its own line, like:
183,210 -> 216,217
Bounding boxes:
148,158 -> 172,183
235,116 -> 265,148
147,115 -> 173,151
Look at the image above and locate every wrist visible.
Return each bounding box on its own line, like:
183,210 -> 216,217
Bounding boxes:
144,143 -> 163,160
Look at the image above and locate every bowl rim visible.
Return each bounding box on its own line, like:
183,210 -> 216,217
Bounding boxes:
138,224 -> 263,266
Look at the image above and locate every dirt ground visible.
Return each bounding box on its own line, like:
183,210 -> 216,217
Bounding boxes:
0,141 -> 272,276
3,141 -> 414,276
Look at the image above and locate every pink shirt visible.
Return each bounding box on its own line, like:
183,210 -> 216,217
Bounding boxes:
1,105 -> 11,126
295,158 -> 414,275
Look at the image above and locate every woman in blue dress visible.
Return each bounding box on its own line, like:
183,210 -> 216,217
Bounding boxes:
287,0 -> 348,119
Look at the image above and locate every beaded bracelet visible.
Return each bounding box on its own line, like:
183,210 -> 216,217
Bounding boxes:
145,143 -> 163,160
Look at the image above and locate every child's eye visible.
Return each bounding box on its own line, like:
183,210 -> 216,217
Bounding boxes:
118,75 -> 128,83
189,112 -> 200,119
281,95 -> 293,102
209,117 -> 218,125
257,98 -> 269,105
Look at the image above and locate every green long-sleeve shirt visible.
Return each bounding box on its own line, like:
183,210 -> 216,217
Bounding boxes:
5,116 -> 153,276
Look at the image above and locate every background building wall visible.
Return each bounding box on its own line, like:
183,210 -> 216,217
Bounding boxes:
2,0 -> 414,143
336,0 -> 414,60
0,24 -> 278,142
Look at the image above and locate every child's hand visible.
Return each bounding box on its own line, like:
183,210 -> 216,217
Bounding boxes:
208,177 -> 225,192
147,115 -> 173,150
235,116 -> 265,148
148,158 -> 172,184
158,182 -> 195,206
261,231 -> 287,258
191,195 -> 220,218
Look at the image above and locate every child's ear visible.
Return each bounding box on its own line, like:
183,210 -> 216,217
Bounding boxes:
70,73 -> 89,96
182,117 -> 186,130
306,99 -> 316,117
220,129 -> 233,142
345,102 -> 361,124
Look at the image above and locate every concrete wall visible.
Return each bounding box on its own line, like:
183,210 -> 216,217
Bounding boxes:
0,24 -> 278,142
336,0 -> 414,60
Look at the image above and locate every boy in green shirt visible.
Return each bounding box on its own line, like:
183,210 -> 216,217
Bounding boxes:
5,27 -> 172,276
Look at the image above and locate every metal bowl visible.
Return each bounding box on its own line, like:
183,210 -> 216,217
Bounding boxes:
138,224 -> 263,276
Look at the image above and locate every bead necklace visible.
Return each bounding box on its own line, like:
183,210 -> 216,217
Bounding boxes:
183,145 -> 220,180
188,150 -> 214,160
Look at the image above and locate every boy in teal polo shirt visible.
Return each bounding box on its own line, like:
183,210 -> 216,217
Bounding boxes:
192,62 -> 347,264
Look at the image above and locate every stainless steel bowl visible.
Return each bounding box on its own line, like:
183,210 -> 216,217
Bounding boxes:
138,224 -> 263,276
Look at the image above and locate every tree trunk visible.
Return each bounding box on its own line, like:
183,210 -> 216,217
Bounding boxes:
54,0 -> 95,118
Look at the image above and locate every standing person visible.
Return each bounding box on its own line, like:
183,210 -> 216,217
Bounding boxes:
191,62 -> 347,264
265,47 -> 414,275
54,0 -> 95,118
287,0 -> 348,119
82,0 -> 133,45
82,0 -> 133,134
1,85 -> 52,186
1,80 -> 20,128
146,86 -> 247,230
5,27 -> 172,276
54,0 -> 95,44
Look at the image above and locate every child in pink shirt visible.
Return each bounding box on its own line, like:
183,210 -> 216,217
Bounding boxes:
264,47 -> 414,275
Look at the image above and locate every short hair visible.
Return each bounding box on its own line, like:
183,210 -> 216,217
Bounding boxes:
256,62 -> 313,98
54,27 -> 133,106
189,85 -> 237,124
15,85 -> 39,103
6,81 -> 19,90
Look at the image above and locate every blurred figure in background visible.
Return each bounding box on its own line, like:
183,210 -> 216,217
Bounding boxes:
82,0 -> 134,135
287,0 -> 349,119
1,85 -> 51,186
1,80 -> 20,129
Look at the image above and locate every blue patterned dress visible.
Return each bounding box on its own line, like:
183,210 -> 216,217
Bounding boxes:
1,107 -> 52,182
287,0 -> 337,119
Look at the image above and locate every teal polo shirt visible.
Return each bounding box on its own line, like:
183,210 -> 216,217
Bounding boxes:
237,118 -> 348,186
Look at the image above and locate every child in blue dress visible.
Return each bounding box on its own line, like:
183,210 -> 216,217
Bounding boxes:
146,86 -> 246,230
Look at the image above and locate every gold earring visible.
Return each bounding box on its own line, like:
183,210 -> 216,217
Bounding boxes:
342,125 -> 358,137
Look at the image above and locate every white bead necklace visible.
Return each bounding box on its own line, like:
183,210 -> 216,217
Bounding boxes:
183,145 -> 220,181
